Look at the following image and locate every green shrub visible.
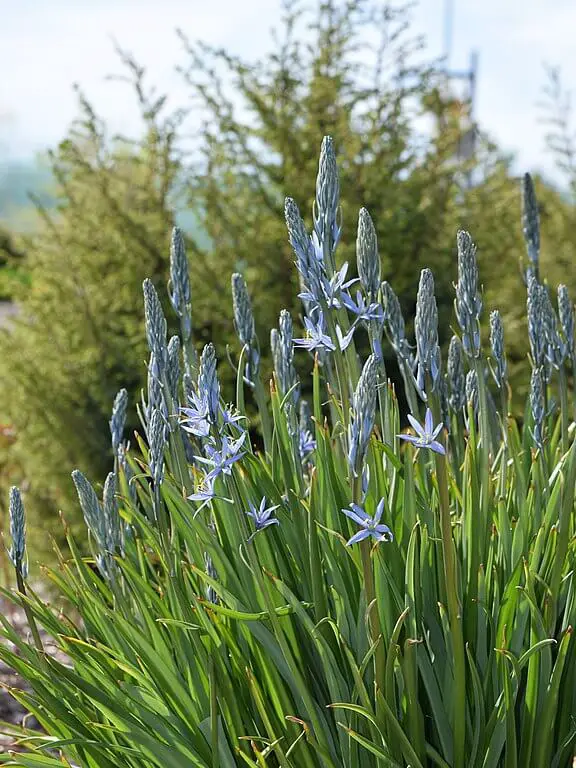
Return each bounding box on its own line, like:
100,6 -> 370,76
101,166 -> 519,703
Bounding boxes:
1,137 -> 575,768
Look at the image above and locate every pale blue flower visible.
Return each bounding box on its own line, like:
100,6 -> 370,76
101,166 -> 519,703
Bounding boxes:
181,391 -> 211,437
294,313 -> 336,353
188,477 -> 217,503
335,324 -> 356,351
187,475 -> 233,514
299,429 -> 316,460
196,433 -> 247,482
299,262 -> 357,311
397,408 -> 445,455
221,404 -> 245,428
246,497 -> 280,542
341,498 -> 393,546
323,262 -> 358,308
341,290 -> 384,324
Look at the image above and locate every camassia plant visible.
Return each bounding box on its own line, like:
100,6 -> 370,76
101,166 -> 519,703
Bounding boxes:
1,142 -> 575,768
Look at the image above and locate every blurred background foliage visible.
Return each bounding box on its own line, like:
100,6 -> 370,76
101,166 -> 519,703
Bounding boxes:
0,0 -> 575,564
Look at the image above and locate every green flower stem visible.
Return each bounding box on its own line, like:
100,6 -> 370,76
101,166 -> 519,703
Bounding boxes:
335,303 -> 361,387
473,357 -> 491,565
254,375 -> 273,456
15,568 -> 43,653
154,484 -> 172,559
183,329 -> 199,385
400,359 -> 420,417
376,372 -> 388,450
558,364 -> 569,455
324,307 -> 351,425
548,438 -> 576,629
235,344 -> 247,418
430,389 -> 466,768
497,382 -> 511,569
161,370 -> 193,497
352,474 -> 386,707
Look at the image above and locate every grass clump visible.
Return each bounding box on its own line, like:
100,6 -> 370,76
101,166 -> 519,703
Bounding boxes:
0,137 -> 575,768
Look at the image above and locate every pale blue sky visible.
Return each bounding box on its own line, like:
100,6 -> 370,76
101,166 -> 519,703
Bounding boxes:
1,0 -> 575,184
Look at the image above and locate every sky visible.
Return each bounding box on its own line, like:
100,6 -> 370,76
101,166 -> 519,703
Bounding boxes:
0,0 -> 575,184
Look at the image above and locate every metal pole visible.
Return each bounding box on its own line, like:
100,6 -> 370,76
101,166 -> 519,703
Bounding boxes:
443,0 -> 455,70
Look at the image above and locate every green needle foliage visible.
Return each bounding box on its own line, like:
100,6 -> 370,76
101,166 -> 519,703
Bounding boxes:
1,137 -> 575,768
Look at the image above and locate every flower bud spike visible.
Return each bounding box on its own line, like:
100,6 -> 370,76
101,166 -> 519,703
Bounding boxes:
522,173 -> 540,277
169,227 -> 192,341
8,487 -> 27,579
314,136 -> 340,269
143,279 -> 167,371
357,208 -> 380,301
110,388 -> 128,456
415,269 -> 441,396
455,230 -> 482,358
489,311 -> 507,387
347,355 -> 378,476
447,336 -> 465,412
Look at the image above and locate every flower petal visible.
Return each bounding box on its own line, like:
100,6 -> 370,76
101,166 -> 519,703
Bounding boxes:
346,529 -> 371,546
260,518 -> 279,531
373,497 -> 386,524
397,433 -> 420,446
336,325 -> 355,351
407,413 -> 423,435
429,440 -> 446,455
342,506 -> 369,526
424,408 -> 434,434
374,524 -> 394,542
432,422 -> 443,439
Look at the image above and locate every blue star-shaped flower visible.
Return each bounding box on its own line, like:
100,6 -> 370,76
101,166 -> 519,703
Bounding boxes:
187,475 -> 233,515
294,312 -> 336,352
180,392 -> 211,437
335,324 -> 356,351
341,290 -> 385,324
341,498 -> 393,546
195,433 -> 247,481
397,408 -> 445,455
188,476 -> 217,503
246,497 -> 280,542
220,404 -> 246,427
299,429 -> 316,460
299,261 -> 358,311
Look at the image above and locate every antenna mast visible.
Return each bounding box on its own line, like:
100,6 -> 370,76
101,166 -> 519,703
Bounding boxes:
442,0 -> 479,185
